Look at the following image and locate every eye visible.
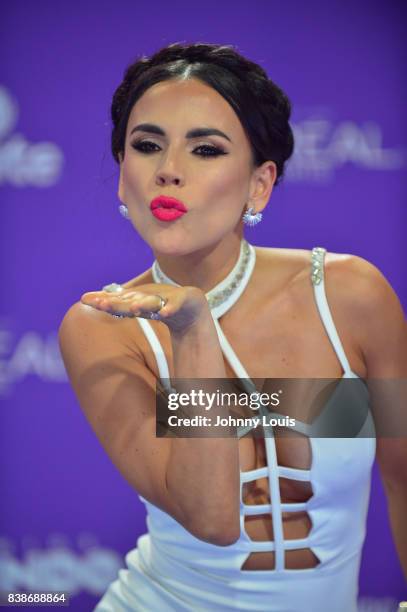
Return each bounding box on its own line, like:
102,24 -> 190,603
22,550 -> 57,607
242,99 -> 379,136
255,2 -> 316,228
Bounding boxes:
131,140 -> 160,154
130,140 -> 228,158
193,144 -> 227,158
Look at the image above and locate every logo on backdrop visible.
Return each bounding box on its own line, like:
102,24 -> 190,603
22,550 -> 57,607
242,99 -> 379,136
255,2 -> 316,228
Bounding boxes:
0,326 -> 67,396
0,534 -> 122,596
0,86 -> 64,187
287,109 -> 405,183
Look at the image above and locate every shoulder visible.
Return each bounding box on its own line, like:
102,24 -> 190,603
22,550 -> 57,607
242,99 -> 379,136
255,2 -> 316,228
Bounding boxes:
324,250 -> 390,294
257,244 -> 402,314
58,300 -> 112,352
59,299 -> 123,335
58,299 -> 146,371
318,249 -> 406,377
58,289 -> 170,382
322,251 -> 405,326
258,245 -> 406,371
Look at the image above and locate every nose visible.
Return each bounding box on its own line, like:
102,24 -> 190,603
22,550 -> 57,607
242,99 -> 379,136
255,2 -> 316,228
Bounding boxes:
155,149 -> 185,187
156,173 -> 182,186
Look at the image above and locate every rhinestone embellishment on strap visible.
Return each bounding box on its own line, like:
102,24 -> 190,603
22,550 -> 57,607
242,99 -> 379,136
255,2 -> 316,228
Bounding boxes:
310,247 -> 326,286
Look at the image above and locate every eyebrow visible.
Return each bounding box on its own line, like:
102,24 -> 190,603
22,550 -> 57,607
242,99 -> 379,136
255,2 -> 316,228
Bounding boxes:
129,123 -> 232,143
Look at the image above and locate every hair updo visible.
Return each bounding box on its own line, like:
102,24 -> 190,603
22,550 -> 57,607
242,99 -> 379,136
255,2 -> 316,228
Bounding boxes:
111,42 -> 294,186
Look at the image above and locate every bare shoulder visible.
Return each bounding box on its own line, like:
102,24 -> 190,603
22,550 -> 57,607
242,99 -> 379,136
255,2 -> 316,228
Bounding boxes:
265,246 -> 406,376
323,251 -> 406,375
58,298 -> 149,386
256,244 -> 401,310
256,244 -> 405,352
59,296 -> 133,336
58,300 -> 146,377
321,250 -> 405,325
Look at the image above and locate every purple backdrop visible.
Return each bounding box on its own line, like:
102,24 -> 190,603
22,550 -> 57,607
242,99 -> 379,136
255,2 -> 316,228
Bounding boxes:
1,1 -> 406,610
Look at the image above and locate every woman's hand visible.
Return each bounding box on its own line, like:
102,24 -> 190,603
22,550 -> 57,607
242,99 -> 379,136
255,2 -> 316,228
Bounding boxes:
80,283 -> 210,334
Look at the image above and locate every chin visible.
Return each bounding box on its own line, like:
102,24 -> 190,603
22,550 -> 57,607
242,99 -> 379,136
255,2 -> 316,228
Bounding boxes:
148,231 -> 196,257
144,223 -> 232,258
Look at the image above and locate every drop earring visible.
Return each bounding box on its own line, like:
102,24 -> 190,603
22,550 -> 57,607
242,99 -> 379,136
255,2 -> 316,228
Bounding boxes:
118,204 -> 130,220
242,205 -> 262,226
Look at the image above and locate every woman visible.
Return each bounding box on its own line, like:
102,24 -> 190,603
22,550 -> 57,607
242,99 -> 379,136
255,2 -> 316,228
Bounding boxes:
58,42 -> 407,611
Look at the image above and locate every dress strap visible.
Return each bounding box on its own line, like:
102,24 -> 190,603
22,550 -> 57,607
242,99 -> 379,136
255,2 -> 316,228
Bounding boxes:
310,247 -> 352,375
136,318 -> 173,392
212,318 -> 257,394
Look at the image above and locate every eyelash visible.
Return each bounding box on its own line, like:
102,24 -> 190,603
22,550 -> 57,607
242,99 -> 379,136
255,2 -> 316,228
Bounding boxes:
130,140 -> 227,158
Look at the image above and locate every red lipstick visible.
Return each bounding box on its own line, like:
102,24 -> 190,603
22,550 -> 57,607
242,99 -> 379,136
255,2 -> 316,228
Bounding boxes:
150,196 -> 188,222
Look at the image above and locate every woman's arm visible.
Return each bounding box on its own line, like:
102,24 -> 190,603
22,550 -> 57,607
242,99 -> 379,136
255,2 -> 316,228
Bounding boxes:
58,300 -> 240,546
327,253 -> 407,579
166,319 -> 241,542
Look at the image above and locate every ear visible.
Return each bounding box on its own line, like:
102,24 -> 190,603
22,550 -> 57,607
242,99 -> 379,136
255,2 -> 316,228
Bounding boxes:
117,152 -> 124,203
247,161 -> 277,214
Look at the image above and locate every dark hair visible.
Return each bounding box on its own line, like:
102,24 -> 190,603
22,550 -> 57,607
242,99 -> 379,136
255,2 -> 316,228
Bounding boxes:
111,42 -> 294,186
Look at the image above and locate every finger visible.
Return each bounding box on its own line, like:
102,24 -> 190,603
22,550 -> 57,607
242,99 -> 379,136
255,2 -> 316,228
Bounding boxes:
101,293 -> 151,313
81,292 -> 106,307
128,294 -> 164,313
101,293 -> 158,316
81,289 -> 141,307
97,298 -> 133,316
82,294 -> 123,313
112,291 -> 145,302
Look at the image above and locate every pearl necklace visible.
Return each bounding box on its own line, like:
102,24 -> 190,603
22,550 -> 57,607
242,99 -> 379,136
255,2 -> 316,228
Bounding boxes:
151,239 -> 256,320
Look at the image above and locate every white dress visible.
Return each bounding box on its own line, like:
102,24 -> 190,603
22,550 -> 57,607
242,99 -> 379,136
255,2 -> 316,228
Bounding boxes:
94,245 -> 376,612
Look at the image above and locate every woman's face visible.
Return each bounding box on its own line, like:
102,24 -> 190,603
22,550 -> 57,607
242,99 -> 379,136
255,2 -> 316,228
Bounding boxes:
118,77 -> 275,256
